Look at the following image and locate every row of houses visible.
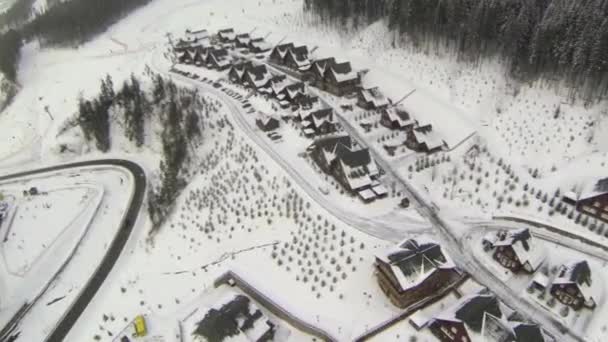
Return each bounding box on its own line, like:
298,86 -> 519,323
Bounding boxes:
483,228 -> 597,311
269,44 -> 362,97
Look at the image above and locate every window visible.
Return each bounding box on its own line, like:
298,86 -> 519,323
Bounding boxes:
451,327 -> 457,334
462,337 -> 469,342
594,201 -> 601,208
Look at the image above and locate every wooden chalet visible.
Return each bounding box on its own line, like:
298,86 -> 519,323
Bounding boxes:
429,294 -> 502,342
249,37 -> 272,53
307,108 -> 336,135
357,87 -> 389,110
550,261 -> 596,310
228,61 -> 255,84
293,94 -> 319,111
217,28 -> 237,42
322,61 -> 360,97
281,82 -> 306,103
256,114 -> 280,131
482,228 -> 544,273
235,33 -> 251,48
206,48 -> 231,70
380,107 -> 415,130
375,239 -> 461,308
243,65 -> 272,89
177,50 -> 193,64
563,177 -> 608,223
185,28 -> 210,41
307,58 -> 336,85
269,43 -> 295,65
284,46 -> 311,71
406,126 -> 445,154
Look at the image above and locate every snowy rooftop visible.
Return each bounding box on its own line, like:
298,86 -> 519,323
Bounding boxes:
485,228 -> 544,271
552,260 -> 598,303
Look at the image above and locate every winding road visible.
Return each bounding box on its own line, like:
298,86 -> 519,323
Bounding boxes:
0,159 -> 146,342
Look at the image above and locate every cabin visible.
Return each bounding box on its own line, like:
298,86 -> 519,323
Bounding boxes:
375,239 -> 461,308
550,261 -> 596,310
185,28 -> 210,41
322,61 -> 360,97
307,108 -> 336,135
177,50 -> 193,64
206,48 -> 231,70
357,87 -> 389,110
269,43 -> 295,65
307,58 -> 336,85
269,75 -> 290,98
429,294 -> 502,342
235,33 -> 251,48
284,46 -> 311,71
281,82 -> 306,103
243,65 -> 272,89
406,127 -> 445,154
564,177 -> 608,223
228,61 -> 255,84
293,94 -> 319,110
217,28 -> 237,42
256,114 -> 280,131
381,107 -> 415,130
482,229 -> 544,273
249,38 -> 272,53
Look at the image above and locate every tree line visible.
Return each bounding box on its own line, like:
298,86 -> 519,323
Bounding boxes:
304,0 -> 608,100
0,0 -> 151,92
77,72 -> 206,230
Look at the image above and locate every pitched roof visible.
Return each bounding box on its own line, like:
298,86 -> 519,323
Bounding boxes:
271,43 -> 295,60
377,238 -> 454,292
577,177 -> 608,201
287,46 -> 311,69
553,260 -> 597,304
486,228 -> 544,271
360,87 -> 389,107
329,62 -> 358,83
512,323 -> 550,342
383,107 -> 414,127
313,135 -> 352,153
245,65 -> 272,88
311,57 -> 336,76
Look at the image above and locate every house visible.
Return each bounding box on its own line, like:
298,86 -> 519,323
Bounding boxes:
191,294 -> 276,342
217,28 -> 237,42
235,33 -> 252,48
185,28 -> 210,41
375,238 -> 461,308
381,107 -> 415,130
564,177 -> 608,223
357,87 -> 389,110
243,65 -> 272,89
228,61 -> 255,84
482,315 -> 554,342
406,127 -> 445,154
269,75 -> 290,98
309,134 -> 353,173
249,38 -> 272,53
307,58 -> 336,85
177,50 -> 193,64
308,108 -> 336,135
429,294 -> 502,342
284,46 -> 311,71
293,94 -> 319,110
550,260 -> 596,310
269,43 -> 295,65
206,48 -> 231,70
482,228 -> 544,273
322,61 -> 360,97
256,114 -> 280,131
281,82 -> 306,103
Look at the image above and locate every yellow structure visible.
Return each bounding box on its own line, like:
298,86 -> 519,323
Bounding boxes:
132,315 -> 147,337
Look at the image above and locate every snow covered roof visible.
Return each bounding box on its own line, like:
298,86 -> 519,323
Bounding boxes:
383,107 -> 414,127
236,33 -> 251,45
399,90 -> 475,149
357,188 -> 375,200
359,87 -> 389,108
245,65 -> 272,88
486,228 -> 544,271
271,43 -> 295,60
434,294 -> 502,332
372,184 -> 388,196
377,238 -> 455,292
310,57 -> 336,76
230,61 -> 255,79
329,62 -> 358,83
269,75 -> 290,95
186,28 -> 209,41
218,28 -> 236,41
256,113 -> 279,127
552,260 -> 598,303
250,40 -> 272,52
287,46 -> 311,69
577,177 -> 608,201
412,129 -> 445,151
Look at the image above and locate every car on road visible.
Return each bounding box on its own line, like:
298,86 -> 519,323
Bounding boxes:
213,83 -> 222,88
243,103 -> 251,109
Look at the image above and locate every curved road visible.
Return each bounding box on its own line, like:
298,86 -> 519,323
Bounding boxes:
0,159 -> 146,342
